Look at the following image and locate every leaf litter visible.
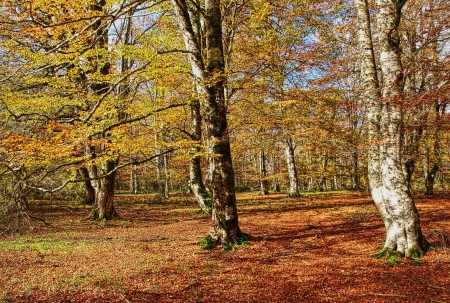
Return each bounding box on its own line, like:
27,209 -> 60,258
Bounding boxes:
0,191 -> 449,302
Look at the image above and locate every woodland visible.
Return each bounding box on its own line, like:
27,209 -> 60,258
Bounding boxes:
0,0 -> 449,301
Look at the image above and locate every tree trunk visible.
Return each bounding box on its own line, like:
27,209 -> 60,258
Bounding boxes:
85,145 -> 118,220
89,160 -> 118,220
285,137 -> 300,197
130,163 -> 138,194
80,167 -> 95,204
171,0 -> 242,247
352,152 -> 360,190
424,163 -> 438,195
404,158 -> 415,189
163,154 -> 170,199
259,150 -> 269,195
189,99 -> 212,214
354,0 -> 429,258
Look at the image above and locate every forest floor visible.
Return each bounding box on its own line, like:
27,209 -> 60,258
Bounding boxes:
0,191 -> 449,303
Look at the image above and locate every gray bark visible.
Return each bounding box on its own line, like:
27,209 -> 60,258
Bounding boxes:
172,0 -> 242,246
189,99 -> 212,214
85,0 -> 119,220
80,167 -> 95,204
285,136 -> 300,197
85,144 -> 118,220
354,0 -> 428,257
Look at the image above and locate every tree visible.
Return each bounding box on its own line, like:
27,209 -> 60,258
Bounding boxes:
0,0 -> 188,221
354,0 -> 430,260
171,0 -> 244,248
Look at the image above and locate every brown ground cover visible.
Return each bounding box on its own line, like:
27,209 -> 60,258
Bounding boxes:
0,191 -> 449,303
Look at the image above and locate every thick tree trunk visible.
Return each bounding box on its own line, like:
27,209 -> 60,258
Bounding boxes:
84,0 -> 119,221
204,0 -> 241,245
285,137 -> 300,197
259,150 -> 269,195
172,0 -> 242,247
85,145 -> 118,220
354,0 -> 388,227
355,0 -> 429,258
80,167 -> 95,205
376,0 -> 427,256
89,160 -> 118,220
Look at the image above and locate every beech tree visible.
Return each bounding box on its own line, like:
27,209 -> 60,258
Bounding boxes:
354,0 -> 430,260
171,0 -> 244,248
0,0 -> 188,220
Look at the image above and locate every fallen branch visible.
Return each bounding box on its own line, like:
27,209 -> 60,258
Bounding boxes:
409,278 -> 450,292
27,214 -> 51,226
366,293 -> 409,298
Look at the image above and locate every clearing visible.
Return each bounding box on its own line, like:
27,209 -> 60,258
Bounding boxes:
0,191 -> 449,302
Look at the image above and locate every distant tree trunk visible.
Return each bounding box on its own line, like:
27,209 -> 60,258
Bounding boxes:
155,134 -> 169,200
270,153 -> 280,192
285,136 -> 300,197
404,158 -> 416,189
156,152 -> 163,196
259,150 -> 269,195
437,172 -> 444,190
130,163 -> 138,194
352,152 -> 360,190
172,0 -> 243,247
423,162 -> 438,195
320,153 -> 328,191
164,154 -> 170,198
354,0 -> 429,258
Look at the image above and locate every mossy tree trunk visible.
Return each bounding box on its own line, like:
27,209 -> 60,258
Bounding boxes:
172,0 -> 242,247
85,145 -> 119,220
89,160 -> 119,220
354,0 -> 429,258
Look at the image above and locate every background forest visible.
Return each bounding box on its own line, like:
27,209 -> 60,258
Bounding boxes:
0,0 -> 449,238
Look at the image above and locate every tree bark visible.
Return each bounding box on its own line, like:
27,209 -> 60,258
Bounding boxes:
171,0 -> 242,247
189,99 -> 212,214
163,154 -> 170,199
285,136 -> 300,197
85,145 -> 118,220
354,0 -> 429,258
352,152 -> 360,190
85,0 -> 120,220
404,158 -> 416,189
423,163 -> 438,195
259,150 -> 269,195
79,167 -> 95,204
